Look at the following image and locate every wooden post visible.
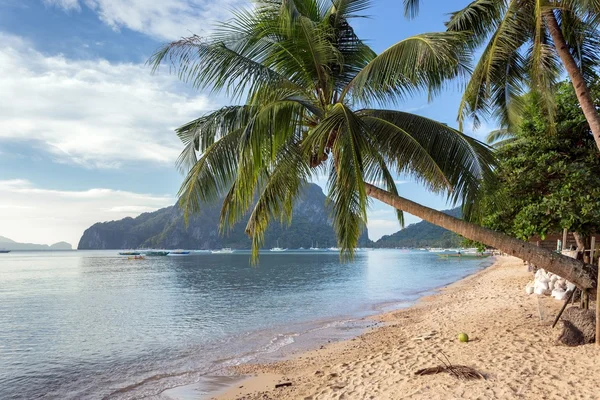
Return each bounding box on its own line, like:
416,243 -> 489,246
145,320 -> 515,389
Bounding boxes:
590,237 -> 596,264
552,289 -> 575,328
597,254 -> 600,346
596,286 -> 600,345
562,228 -> 568,250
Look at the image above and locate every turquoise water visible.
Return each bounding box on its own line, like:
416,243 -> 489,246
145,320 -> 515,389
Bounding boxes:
0,250 -> 490,399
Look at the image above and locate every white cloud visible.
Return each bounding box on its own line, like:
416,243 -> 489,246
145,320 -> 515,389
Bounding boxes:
0,179 -> 174,246
0,33 -> 216,168
44,0 -> 246,40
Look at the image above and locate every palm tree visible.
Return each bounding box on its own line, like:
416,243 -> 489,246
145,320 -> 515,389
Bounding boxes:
150,0 -> 596,292
405,0 -> 600,152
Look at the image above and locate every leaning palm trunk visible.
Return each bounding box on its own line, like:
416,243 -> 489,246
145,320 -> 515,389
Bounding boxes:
365,183 -> 597,295
544,11 -> 600,152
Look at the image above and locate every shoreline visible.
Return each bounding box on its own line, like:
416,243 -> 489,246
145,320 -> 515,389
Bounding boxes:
205,256 -> 599,400
159,256 -> 493,400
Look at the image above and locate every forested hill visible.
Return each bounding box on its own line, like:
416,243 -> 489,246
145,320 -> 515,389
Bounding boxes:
78,183 -> 371,250
373,207 -> 462,248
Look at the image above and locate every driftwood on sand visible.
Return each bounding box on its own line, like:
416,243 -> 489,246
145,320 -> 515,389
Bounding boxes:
415,353 -> 485,381
415,365 -> 485,380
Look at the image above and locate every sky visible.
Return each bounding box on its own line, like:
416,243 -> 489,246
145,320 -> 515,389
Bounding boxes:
0,0 -> 493,247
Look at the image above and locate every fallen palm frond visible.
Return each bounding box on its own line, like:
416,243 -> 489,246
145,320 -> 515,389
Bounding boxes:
414,352 -> 485,380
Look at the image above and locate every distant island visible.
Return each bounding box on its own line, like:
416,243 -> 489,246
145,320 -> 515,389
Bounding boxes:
78,183 -> 371,250
0,236 -> 72,251
373,207 -> 462,248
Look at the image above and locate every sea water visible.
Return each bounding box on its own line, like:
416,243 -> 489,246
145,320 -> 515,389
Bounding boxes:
0,250 -> 490,399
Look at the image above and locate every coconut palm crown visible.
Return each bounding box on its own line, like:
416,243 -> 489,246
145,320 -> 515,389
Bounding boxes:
403,0 -> 600,143
149,0 -> 495,260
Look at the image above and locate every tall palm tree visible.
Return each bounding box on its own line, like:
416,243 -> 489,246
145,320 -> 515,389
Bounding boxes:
405,0 -> 600,151
150,0 -> 596,292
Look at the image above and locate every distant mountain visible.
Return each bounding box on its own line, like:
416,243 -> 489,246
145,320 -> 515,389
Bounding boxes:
0,237 -> 73,250
374,207 -> 462,248
50,242 -> 73,250
78,183 -> 372,250
0,236 -> 16,243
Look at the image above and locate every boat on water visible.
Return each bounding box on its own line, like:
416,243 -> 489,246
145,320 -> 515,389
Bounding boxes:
427,248 -> 447,253
143,251 -> 170,256
119,251 -> 141,256
168,250 -> 190,256
211,248 -> 234,254
309,241 -> 320,250
270,240 -> 287,252
0,249 -> 10,253
328,247 -> 340,251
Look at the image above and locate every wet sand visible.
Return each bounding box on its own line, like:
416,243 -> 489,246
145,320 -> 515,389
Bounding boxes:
212,256 -> 600,400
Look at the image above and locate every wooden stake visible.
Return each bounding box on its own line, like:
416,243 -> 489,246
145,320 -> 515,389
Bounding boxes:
590,237 -> 596,264
553,289 -> 575,328
562,228 -> 568,250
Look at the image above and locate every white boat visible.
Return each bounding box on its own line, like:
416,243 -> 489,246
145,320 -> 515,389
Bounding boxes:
211,248 -> 234,254
270,241 -> 287,252
428,248 -> 450,253
328,247 -> 340,251
310,241 -> 320,250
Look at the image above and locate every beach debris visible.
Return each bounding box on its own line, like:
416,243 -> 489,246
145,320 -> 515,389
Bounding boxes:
275,382 -> 293,389
526,269 -> 573,301
415,353 -> 484,380
556,307 -> 596,346
458,333 -> 469,343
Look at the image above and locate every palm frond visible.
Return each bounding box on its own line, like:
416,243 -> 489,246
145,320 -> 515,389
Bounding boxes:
343,32 -> 471,106
456,0 -> 529,131
219,98 -> 308,232
446,0 -> 506,49
326,104 -> 369,259
177,129 -> 243,223
360,110 -> 496,210
485,128 -> 512,144
245,143 -> 311,261
403,0 -> 420,19
148,35 -> 301,101
175,106 -> 255,173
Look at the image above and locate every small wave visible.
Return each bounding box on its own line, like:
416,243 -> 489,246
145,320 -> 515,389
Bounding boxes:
262,333 -> 299,353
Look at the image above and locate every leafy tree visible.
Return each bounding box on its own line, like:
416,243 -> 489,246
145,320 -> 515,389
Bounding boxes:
150,0 -> 596,292
479,80 -> 600,249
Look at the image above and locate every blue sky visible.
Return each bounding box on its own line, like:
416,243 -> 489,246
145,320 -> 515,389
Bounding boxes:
0,0 -> 493,246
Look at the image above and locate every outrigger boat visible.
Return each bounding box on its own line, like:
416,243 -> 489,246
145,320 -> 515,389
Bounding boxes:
119,251 -> 140,256
168,250 -> 190,256
143,251 -> 170,256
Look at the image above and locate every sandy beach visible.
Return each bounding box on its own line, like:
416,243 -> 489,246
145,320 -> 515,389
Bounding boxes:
214,256 -> 599,400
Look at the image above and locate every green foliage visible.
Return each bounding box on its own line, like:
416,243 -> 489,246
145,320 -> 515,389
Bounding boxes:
149,0 -> 494,261
477,80 -> 600,240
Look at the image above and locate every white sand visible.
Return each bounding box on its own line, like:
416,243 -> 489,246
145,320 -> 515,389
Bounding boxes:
215,256 -> 600,400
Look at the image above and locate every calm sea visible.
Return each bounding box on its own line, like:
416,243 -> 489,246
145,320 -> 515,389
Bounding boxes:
0,250 -> 490,399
